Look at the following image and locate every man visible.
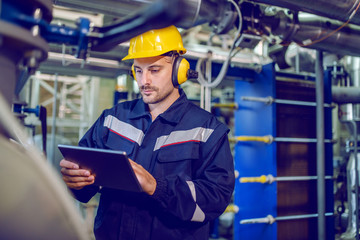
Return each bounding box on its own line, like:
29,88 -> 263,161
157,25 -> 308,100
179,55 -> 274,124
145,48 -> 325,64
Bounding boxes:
60,25 -> 235,240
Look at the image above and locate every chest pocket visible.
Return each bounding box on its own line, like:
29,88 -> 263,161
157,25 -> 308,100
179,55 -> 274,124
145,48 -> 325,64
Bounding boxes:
103,115 -> 145,157
104,131 -> 135,156
156,142 -> 200,177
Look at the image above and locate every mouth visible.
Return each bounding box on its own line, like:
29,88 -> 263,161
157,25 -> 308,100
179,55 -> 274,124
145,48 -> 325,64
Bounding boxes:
142,89 -> 153,95
141,86 -> 156,95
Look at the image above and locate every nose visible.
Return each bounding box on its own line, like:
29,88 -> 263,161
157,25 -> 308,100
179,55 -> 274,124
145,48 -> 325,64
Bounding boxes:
139,70 -> 152,85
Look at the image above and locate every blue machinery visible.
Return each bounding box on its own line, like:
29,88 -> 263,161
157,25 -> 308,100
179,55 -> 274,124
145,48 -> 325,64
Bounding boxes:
233,63 -> 277,239
233,63 -> 334,239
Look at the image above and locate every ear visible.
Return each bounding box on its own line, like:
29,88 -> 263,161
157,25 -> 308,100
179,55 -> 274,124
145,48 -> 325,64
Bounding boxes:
172,56 -> 190,87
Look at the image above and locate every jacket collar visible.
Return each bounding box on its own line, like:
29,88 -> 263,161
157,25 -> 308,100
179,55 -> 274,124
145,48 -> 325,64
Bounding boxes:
129,88 -> 189,124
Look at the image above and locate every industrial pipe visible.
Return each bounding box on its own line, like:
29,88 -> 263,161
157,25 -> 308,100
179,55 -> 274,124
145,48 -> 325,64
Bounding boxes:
241,96 -> 334,108
233,135 -> 273,144
350,120 -> 359,240
252,6 -> 360,57
316,50 -> 326,240
212,103 -> 238,109
248,0 -> 360,26
240,174 -> 333,184
240,213 -> 333,225
332,86 -> 360,103
240,175 -> 268,184
54,0 -> 224,29
232,135 -> 334,144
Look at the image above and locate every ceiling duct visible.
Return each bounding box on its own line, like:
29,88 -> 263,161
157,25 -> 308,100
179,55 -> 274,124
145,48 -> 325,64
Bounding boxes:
248,0 -> 360,26
53,0 -> 145,18
53,0 -> 225,29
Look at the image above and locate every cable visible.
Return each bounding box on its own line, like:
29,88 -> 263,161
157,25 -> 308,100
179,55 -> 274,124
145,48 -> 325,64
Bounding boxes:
230,0 -> 243,37
196,0 -> 242,88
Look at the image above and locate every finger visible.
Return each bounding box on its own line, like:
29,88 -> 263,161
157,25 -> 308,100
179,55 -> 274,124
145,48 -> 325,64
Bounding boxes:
128,158 -> 136,166
129,159 -> 141,169
65,180 -> 95,190
60,159 -> 79,169
128,160 -> 156,195
61,168 -> 91,177
62,175 -> 94,183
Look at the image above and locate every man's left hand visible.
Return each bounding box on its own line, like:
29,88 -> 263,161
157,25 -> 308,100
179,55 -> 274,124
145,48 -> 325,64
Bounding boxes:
129,159 -> 157,195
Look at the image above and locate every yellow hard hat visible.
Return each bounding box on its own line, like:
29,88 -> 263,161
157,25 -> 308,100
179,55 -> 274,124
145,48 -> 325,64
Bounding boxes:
122,25 -> 187,61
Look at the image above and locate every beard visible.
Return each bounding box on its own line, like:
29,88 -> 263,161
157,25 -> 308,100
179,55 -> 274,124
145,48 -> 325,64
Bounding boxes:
140,85 -> 173,105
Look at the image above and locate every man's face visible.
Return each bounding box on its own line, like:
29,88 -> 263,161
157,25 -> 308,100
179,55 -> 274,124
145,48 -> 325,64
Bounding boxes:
133,55 -> 177,105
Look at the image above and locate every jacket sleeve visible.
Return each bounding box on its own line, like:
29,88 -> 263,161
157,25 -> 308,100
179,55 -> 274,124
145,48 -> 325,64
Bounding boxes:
151,123 -> 235,223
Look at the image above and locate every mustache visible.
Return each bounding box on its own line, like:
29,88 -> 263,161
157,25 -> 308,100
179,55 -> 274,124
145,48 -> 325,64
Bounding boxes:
140,85 -> 158,91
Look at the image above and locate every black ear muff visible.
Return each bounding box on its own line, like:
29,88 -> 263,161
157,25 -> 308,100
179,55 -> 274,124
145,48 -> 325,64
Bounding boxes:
172,56 -> 190,87
131,64 -> 136,80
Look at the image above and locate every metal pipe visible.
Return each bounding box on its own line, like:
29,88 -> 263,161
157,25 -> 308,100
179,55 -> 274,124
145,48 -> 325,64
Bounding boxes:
233,135 -> 272,143
47,52 -> 126,69
291,20 -> 360,57
240,174 -> 333,184
332,86 -> 360,103
241,96 -> 272,104
205,52 -> 212,112
51,74 -> 58,164
258,8 -> 360,57
273,175 -> 333,181
274,137 -> 334,143
212,103 -> 238,109
240,213 -> 333,224
274,98 -> 334,108
248,0 -> 360,26
351,120 -> 359,240
185,49 -> 264,72
232,135 -> 334,144
276,213 -> 333,221
54,0 -> 220,29
295,47 -> 300,73
241,96 -> 334,108
316,50 -> 326,240
53,0 -> 146,17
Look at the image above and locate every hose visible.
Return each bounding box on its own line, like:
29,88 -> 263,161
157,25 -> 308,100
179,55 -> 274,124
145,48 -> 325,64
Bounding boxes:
195,0 -> 243,88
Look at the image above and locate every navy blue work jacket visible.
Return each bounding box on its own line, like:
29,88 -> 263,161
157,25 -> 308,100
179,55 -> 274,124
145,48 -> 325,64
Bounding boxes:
72,89 -> 235,240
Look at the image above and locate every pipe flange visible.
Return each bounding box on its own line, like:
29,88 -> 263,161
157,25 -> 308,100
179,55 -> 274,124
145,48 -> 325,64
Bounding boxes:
0,20 -> 49,64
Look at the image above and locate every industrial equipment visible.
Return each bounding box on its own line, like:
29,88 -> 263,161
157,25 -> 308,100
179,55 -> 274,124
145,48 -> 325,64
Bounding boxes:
4,0 -> 360,239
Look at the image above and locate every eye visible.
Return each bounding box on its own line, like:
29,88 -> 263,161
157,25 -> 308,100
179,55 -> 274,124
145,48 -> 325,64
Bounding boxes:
135,68 -> 142,74
151,69 -> 159,73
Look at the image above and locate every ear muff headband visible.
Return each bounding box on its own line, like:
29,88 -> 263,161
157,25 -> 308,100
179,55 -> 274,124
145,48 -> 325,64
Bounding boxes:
172,56 -> 190,87
131,56 -> 191,86
131,64 -> 136,80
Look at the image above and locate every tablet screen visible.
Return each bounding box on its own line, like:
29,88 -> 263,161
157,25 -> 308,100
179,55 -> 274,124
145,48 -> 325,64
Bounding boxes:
58,145 -> 143,192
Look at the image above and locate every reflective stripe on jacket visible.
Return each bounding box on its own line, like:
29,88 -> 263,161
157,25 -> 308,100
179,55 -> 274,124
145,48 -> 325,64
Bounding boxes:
73,89 -> 235,240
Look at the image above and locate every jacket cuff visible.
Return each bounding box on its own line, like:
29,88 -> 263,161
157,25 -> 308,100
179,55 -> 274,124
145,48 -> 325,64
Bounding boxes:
151,178 -> 168,204
71,185 -> 99,203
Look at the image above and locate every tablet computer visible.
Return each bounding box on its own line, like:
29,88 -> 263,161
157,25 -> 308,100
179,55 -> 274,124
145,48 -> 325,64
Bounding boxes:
58,144 -> 143,192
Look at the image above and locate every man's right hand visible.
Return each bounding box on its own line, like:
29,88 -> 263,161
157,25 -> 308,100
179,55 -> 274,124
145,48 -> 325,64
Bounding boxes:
60,159 -> 95,190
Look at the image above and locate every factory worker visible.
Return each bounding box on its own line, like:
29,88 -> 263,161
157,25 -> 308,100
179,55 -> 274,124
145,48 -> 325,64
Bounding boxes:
60,25 -> 235,240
